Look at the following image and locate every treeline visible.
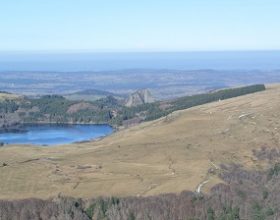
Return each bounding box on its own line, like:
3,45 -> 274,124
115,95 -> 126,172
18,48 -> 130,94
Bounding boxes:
170,84 -> 265,111
82,160 -> 277,220
0,84 -> 266,127
20,95 -> 121,125
27,95 -> 74,115
0,100 -> 19,113
1,159 -> 280,220
120,84 -> 266,122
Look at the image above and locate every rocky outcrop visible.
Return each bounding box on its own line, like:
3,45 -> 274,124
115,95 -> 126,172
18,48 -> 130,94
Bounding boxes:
125,89 -> 155,107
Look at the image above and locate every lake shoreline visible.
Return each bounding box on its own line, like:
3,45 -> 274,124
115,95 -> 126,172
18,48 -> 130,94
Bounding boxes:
0,123 -> 114,146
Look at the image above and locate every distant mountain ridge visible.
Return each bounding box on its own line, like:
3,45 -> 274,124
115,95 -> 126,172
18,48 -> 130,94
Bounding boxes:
71,89 -> 116,96
64,89 -> 124,102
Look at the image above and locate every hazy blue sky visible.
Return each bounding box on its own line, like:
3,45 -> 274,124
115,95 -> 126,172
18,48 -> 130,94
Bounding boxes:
0,0 -> 279,52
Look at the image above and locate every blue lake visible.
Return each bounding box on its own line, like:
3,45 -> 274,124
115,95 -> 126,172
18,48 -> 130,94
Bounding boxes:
0,124 -> 113,146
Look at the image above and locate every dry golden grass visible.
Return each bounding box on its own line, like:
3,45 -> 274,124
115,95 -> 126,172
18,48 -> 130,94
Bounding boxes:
0,92 -> 22,101
0,84 -> 280,199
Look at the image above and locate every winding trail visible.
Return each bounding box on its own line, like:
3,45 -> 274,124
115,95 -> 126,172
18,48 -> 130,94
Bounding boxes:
196,160 -> 220,193
196,180 -> 209,193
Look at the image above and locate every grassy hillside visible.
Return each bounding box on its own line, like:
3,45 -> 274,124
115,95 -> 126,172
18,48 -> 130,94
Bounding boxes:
0,84 -> 277,200
3,162 -> 279,219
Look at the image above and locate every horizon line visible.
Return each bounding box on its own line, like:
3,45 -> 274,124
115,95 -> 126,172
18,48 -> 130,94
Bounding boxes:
1,49 -> 280,55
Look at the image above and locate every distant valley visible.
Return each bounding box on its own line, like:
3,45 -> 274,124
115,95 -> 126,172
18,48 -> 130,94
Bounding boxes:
1,69 -> 280,99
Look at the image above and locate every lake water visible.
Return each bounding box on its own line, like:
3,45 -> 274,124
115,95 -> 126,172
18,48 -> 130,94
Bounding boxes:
0,124 -> 113,146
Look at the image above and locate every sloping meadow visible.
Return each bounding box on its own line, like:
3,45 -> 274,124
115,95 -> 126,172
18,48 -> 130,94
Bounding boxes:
1,155 -> 280,220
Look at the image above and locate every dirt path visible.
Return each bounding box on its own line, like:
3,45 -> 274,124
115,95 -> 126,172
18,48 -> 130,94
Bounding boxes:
196,180 -> 209,193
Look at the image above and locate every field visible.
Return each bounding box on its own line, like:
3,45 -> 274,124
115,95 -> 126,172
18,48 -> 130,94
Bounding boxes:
0,70 -> 280,99
0,84 -> 279,200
